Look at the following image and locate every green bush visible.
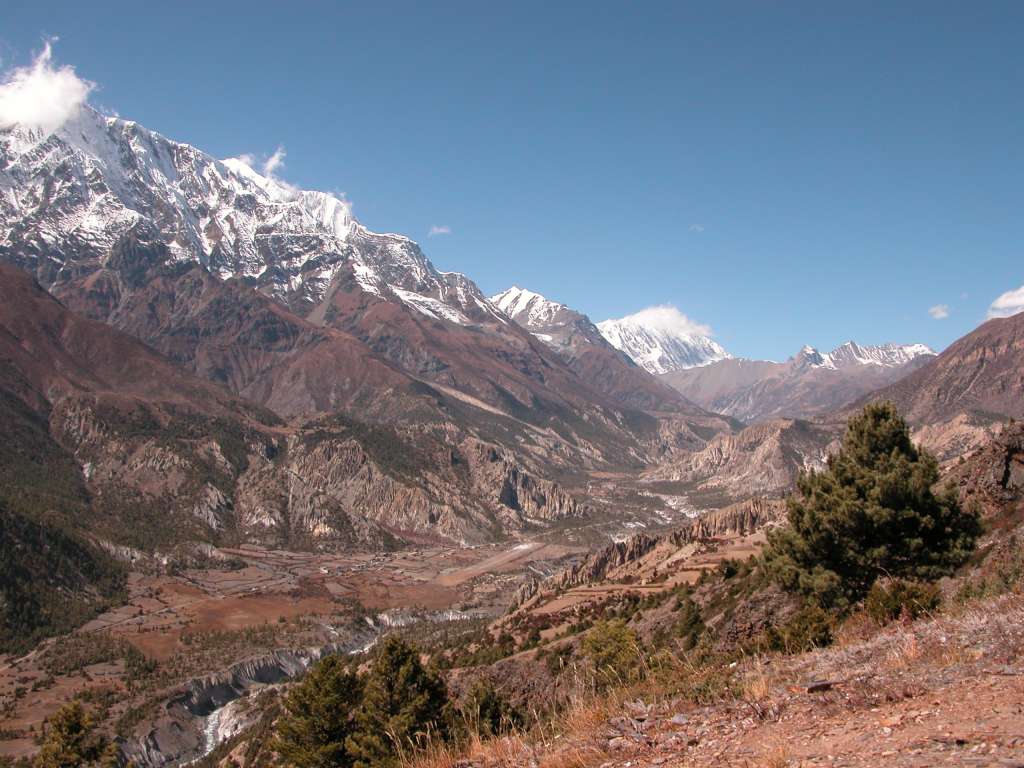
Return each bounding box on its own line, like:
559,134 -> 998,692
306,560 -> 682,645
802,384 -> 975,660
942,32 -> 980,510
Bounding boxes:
581,619 -> 642,688
459,679 -> 523,737
674,591 -> 705,651
764,402 -> 980,610
865,579 -> 941,624
33,702 -> 119,767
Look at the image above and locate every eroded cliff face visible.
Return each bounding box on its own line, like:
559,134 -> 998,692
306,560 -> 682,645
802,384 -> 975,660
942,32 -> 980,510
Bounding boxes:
234,430 -> 475,548
462,438 -> 589,524
673,497 -> 787,542
650,419 -> 834,499
508,497 -> 786,612
948,422 -> 1024,519
123,631 -> 376,767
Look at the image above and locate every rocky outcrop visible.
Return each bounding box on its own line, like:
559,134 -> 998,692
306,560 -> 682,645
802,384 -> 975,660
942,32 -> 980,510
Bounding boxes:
235,430 -> 469,547
463,439 -> 589,524
947,422 -> 1024,519
555,534 -> 660,590
651,419 -> 834,498
123,630 -> 376,767
673,497 -> 786,543
509,497 -> 786,611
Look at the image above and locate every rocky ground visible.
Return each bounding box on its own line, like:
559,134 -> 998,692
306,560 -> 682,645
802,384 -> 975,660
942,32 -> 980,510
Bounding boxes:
429,595 -> 1024,768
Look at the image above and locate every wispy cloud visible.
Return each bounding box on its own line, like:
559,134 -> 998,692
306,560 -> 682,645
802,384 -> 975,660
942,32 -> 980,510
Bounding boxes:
263,145 -> 286,176
0,39 -> 93,134
231,146 -> 299,199
428,225 -> 451,237
688,224 -> 705,233
928,304 -> 950,320
987,284 -> 1024,319
607,305 -> 714,338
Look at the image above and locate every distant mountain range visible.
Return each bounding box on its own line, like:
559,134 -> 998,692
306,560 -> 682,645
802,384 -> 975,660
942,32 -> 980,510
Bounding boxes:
1,101 -> 1023,661
491,285 -> 936,425
661,341 -> 936,423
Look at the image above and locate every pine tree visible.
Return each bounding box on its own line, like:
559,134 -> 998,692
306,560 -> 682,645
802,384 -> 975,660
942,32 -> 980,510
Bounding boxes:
33,702 -> 110,768
764,402 -> 980,609
346,637 -> 448,768
271,655 -> 363,768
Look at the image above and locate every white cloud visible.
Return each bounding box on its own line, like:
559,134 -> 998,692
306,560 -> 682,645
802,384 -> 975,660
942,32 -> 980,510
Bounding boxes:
928,304 -> 950,320
689,224 -> 705,233
428,225 -> 451,237
263,145 -> 286,176
987,284 -> 1024,319
0,39 -> 94,134
612,305 -> 713,338
230,146 -> 298,199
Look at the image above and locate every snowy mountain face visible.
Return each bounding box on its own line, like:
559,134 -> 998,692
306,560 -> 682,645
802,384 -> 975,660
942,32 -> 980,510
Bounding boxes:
597,314 -> 731,375
795,341 -> 935,371
0,106 -> 502,326
490,286 -> 606,349
490,286 -> 712,413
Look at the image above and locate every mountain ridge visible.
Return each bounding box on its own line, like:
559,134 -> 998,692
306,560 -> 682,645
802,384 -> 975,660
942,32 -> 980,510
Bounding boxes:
662,341 -> 935,423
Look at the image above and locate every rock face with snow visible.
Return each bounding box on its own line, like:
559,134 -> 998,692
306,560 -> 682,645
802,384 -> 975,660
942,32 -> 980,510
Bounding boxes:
597,309 -> 731,374
491,286 -> 716,414
0,107 -> 500,324
662,341 -> 936,424
798,341 -> 935,371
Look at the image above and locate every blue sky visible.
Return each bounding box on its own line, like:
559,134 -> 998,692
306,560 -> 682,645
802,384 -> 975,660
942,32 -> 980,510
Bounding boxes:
2,1 -> 1021,359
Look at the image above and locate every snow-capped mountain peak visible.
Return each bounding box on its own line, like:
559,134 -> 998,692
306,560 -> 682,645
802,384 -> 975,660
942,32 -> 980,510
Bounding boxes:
490,286 -> 567,327
827,341 -> 935,368
791,341 -> 935,370
0,104 -> 502,327
597,307 -> 730,375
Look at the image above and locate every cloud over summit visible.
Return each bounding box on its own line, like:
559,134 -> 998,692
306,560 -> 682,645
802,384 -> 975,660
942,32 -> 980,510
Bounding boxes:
609,305 -> 714,338
0,40 -> 93,134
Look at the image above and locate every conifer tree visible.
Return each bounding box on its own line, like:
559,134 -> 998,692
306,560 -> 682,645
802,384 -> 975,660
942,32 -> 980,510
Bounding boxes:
271,655 -> 363,768
34,702 -> 111,768
346,637 -> 448,768
764,402 -> 980,609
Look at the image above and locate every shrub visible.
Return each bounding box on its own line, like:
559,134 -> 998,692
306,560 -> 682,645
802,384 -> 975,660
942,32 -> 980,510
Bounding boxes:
33,702 -> 118,767
581,619 -> 642,688
459,679 -> 523,737
674,592 -> 705,651
764,402 -> 980,610
752,605 -> 835,654
865,579 -> 941,624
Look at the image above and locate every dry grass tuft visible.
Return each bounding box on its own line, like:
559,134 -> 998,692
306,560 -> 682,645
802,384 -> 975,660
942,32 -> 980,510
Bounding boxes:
741,657 -> 773,702
885,630 -> 920,670
760,740 -> 793,768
